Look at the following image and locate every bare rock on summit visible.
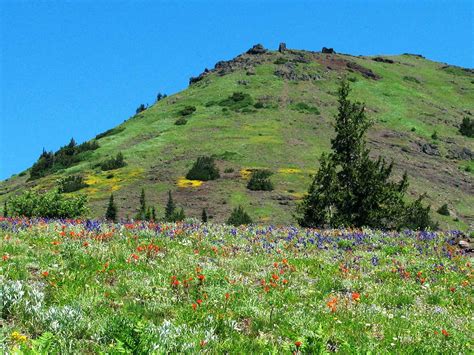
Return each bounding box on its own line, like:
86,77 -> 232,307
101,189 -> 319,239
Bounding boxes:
278,42 -> 287,53
322,47 -> 336,54
247,44 -> 267,55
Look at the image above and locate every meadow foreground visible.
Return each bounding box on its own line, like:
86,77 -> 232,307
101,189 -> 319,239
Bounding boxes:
1,218 -> 472,353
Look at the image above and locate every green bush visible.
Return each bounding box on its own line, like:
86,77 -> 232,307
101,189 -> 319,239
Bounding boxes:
459,117 -> 474,137
179,105 -> 196,116
100,152 -> 126,171
8,189 -> 87,218
219,92 -> 254,111
186,156 -> 220,181
175,117 -> 187,125
227,205 -> 253,226
437,203 -> 450,216
57,175 -> 89,193
291,102 -> 320,114
95,127 -> 125,140
247,170 -> 274,191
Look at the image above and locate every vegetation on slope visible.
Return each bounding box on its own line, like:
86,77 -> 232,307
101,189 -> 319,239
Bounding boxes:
0,44 -> 472,228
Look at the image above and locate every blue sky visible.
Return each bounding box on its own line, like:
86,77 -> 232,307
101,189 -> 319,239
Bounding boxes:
0,0 -> 472,180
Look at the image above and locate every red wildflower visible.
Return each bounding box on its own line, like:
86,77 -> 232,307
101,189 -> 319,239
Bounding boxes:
225,293 -> 230,300
41,271 -> 49,277
442,329 -> 449,337
197,299 -> 202,305
450,287 -> 456,293
271,274 -> 279,281
282,279 -> 288,285
282,258 -> 288,264
192,303 -> 197,310
273,262 -> 279,268
352,292 -> 361,301
2,254 -> 9,261
295,341 -> 302,348
83,242 -> 89,247
197,274 -> 205,282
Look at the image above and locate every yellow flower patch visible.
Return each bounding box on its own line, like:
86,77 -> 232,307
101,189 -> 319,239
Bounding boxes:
278,168 -> 302,174
177,177 -> 203,188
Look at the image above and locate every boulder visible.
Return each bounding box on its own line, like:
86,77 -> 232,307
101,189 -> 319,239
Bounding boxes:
446,147 -> 473,160
278,42 -> 287,53
421,143 -> 440,156
247,44 -> 267,55
322,47 -> 336,54
372,57 -> 394,64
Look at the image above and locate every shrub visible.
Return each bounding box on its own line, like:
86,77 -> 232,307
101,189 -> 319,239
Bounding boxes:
291,102 -> 320,114
201,208 -> 208,222
179,105 -> 196,116
136,104 -> 146,114
8,189 -> 87,218
437,203 -> 450,216
247,170 -> 274,191
431,131 -> 439,140
175,117 -> 187,125
100,152 -> 126,171
219,92 -> 254,111
224,167 -> 235,173
156,93 -> 167,102
254,102 -> 264,109
186,156 -> 220,181
57,175 -> 89,193
227,206 -> 253,226
459,117 -> 474,137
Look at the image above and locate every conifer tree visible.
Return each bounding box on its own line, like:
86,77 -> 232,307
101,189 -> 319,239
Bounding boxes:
227,206 -> 253,226
3,200 -> 8,217
201,208 -> 208,223
297,80 -> 434,230
136,188 -> 146,220
105,194 -> 117,222
165,191 -> 176,222
151,206 -> 156,221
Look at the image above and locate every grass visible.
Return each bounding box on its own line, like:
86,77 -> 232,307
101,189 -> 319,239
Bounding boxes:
1,217 -> 472,353
0,49 -> 473,228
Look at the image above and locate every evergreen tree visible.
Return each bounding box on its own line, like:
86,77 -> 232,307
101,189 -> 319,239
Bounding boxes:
297,80 -> 434,230
174,208 -> 186,222
105,194 -> 117,222
136,188 -> 146,220
151,206 -> 156,221
3,200 -> 8,217
165,191 -> 176,222
201,208 -> 208,223
227,206 -> 253,226
186,156 -> 220,181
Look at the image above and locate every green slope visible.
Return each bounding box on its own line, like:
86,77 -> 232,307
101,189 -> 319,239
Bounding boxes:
1,45 -> 473,228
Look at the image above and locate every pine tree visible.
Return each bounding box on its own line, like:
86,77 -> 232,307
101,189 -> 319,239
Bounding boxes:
105,194 -> 117,222
165,191 -> 176,222
175,208 -> 186,222
297,80 -> 434,230
201,208 -> 208,223
136,188 -> 146,220
3,200 -> 8,217
227,206 -> 253,226
151,206 -> 156,221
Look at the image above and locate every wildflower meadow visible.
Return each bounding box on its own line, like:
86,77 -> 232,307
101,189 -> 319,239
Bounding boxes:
1,217 -> 472,353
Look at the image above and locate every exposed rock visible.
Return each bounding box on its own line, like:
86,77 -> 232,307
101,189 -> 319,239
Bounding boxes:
448,233 -> 473,255
372,57 -> 394,64
346,61 -> 381,80
247,44 -> 267,55
274,63 -> 321,81
322,47 -> 336,54
446,147 -> 474,160
278,42 -> 287,53
403,53 -> 425,58
421,143 -> 440,156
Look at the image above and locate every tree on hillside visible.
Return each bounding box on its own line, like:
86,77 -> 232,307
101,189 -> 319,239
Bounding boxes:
227,206 -> 253,226
136,188 -> 146,220
164,191 -> 176,222
459,117 -> 474,137
105,194 -> 117,222
201,208 -> 208,223
297,80 -> 435,230
3,200 -> 8,217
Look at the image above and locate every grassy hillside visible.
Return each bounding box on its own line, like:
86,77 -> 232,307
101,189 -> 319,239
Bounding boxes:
1,45 -> 473,228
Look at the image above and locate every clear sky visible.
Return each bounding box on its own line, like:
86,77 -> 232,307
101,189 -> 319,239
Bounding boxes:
0,0 -> 472,180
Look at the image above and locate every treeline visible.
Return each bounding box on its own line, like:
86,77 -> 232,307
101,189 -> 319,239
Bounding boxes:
29,138 -> 99,180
